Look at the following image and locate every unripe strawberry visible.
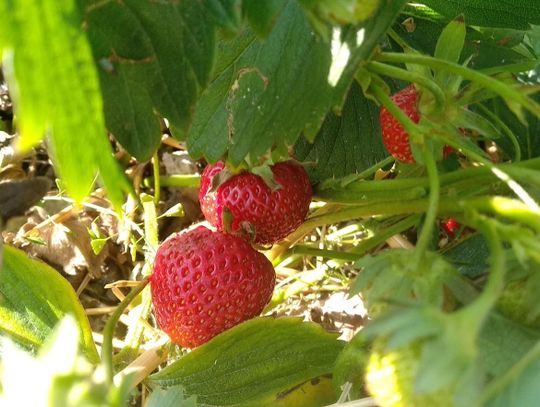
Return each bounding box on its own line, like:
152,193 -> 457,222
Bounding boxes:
497,279 -> 540,328
150,226 -> 276,348
366,340 -> 455,407
199,161 -> 312,245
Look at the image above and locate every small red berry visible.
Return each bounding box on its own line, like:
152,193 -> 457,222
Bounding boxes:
150,226 -> 276,348
199,161 -> 312,245
442,218 -> 460,237
380,85 -> 420,164
379,86 -> 455,164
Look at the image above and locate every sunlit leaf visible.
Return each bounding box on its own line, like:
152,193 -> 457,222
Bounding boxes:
0,245 -> 98,363
150,317 -> 344,406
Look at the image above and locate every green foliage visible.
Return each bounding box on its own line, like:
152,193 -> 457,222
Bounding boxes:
294,80 -> 389,182
421,0 -> 540,29
397,6 -> 535,70
2,2 -> 540,406
0,0 -> 129,208
83,0 -> 217,161
187,0 -> 407,166
150,317 -> 344,406
0,246 -> 98,363
351,249 -> 457,315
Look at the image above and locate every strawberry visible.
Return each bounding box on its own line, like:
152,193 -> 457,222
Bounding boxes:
150,226 -> 275,348
366,339 -> 456,407
380,85 -> 420,164
199,160 -> 312,245
441,218 -> 460,237
380,85 -> 453,164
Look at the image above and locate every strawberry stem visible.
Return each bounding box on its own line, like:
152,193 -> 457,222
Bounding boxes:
411,147 -> 440,267
366,61 -> 446,114
143,174 -> 201,188
102,277 -> 150,384
435,129 -> 540,211
376,52 -> 540,118
152,151 -> 161,204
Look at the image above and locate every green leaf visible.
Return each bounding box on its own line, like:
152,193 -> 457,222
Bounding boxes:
443,234 -> 490,279
396,6 -> 534,71
479,313 -> 540,377
489,94 -> 540,160
421,0 -> 540,30
486,350 -> 540,407
294,80 -> 389,183
0,245 -> 98,363
243,0 -> 286,37
84,0 -> 216,160
433,16 -> 466,90
150,317 -> 344,406
188,0 -> 407,165
146,385 -> 197,407
206,0 -> 242,33
0,0 -> 130,208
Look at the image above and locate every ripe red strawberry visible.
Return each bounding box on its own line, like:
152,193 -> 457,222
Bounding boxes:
380,85 -> 420,164
442,218 -> 460,237
380,85 -> 455,164
199,160 -> 312,245
150,226 -> 275,348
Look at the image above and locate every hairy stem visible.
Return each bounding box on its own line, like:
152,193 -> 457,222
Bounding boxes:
412,147 -> 440,267
367,61 -> 446,113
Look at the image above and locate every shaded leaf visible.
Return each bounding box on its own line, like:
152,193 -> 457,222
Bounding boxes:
488,94 -> 540,160
443,234 -> 490,279
0,177 -> 50,220
243,0 -> 286,37
150,317 -> 344,406
0,245 -> 98,363
396,6 -> 534,70
83,0 -> 216,160
421,0 -> 540,30
294,80 -> 389,183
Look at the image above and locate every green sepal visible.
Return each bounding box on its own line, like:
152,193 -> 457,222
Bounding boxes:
434,16 -> 466,89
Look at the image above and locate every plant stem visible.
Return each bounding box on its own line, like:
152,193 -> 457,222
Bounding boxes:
366,61 -> 446,113
152,152 -> 160,204
387,28 -> 412,51
102,277 -> 150,384
290,246 -> 363,261
412,148 -> 440,267
464,219 -> 505,320
436,130 -> 540,210
355,155 -> 395,180
376,52 -> 540,118
143,174 -> 201,188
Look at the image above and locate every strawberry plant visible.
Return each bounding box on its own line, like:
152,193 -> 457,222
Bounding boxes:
1,1 -> 540,406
